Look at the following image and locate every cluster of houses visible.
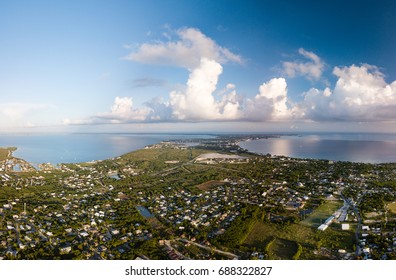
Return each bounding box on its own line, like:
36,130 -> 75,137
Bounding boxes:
0,158 -> 36,172
2,142 -> 396,260
0,160 -> 155,259
358,224 -> 396,260
145,186 -> 242,234
141,175 -> 326,239
0,193 -> 148,259
145,142 -> 188,150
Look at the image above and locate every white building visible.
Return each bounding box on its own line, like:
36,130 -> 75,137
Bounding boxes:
341,224 -> 350,230
318,224 -> 328,231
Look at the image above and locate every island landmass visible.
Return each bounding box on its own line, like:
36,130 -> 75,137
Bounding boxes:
1,135 -> 396,260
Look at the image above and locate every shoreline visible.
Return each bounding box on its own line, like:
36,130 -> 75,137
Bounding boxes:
238,135 -> 396,164
3,132 -> 396,167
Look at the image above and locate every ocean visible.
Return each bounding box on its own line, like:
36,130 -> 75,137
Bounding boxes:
239,133 -> 396,163
2,132 -> 396,165
0,133 -> 212,165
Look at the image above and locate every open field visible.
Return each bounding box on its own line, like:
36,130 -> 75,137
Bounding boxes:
243,221 -> 316,259
196,180 -> 225,191
387,202 -> 396,220
242,221 -> 278,248
243,219 -> 355,259
388,202 -> 396,214
267,238 -> 298,259
119,147 -> 213,173
122,147 -> 208,162
0,149 -> 8,161
300,200 -> 344,228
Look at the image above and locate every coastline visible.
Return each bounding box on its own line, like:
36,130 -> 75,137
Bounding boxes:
3,132 -> 396,167
0,133 -> 217,165
238,133 -> 396,164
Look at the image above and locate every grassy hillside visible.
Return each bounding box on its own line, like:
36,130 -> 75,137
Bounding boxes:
0,147 -> 16,161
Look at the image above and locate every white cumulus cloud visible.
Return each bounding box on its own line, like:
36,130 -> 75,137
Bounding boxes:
244,78 -> 291,121
125,27 -> 243,69
105,96 -> 150,121
296,64 -> 396,121
169,58 -> 242,121
283,48 -> 325,80
71,30 -> 396,127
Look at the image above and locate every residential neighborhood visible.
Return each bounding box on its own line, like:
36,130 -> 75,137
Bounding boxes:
1,139 -> 396,260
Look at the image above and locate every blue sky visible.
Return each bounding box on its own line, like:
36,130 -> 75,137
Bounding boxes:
1,0 -> 396,133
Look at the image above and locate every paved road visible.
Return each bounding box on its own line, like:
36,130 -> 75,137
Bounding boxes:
352,204 -> 362,256
349,194 -> 364,257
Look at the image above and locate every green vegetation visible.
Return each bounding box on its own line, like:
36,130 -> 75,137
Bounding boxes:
360,192 -> 392,214
300,200 -> 343,228
388,202 -> 396,214
242,220 -> 355,260
316,224 -> 355,250
120,147 -> 208,172
243,222 -> 312,259
1,138 -> 396,260
265,238 -> 298,259
293,243 -> 303,260
0,147 -> 16,161
215,205 -> 260,248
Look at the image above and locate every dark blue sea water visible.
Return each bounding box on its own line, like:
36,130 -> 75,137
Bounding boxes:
239,133 -> 396,163
0,133 -> 212,164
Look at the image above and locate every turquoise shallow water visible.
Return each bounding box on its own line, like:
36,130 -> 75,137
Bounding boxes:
239,133 -> 396,163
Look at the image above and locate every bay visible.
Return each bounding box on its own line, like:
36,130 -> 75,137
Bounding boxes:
0,133 -> 212,164
239,133 -> 396,163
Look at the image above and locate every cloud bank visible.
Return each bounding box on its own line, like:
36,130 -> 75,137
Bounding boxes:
64,97 -> 151,125
65,27 -> 396,126
297,64 -> 396,121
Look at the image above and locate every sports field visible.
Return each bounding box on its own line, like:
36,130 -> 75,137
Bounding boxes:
300,200 -> 343,228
